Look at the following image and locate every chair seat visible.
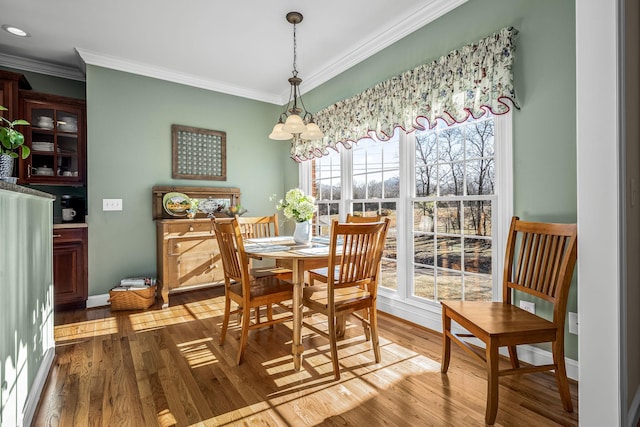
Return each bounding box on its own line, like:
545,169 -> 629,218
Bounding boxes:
442,301 -> 557,340
229,276 -> 293,302
303,284 -> 371,311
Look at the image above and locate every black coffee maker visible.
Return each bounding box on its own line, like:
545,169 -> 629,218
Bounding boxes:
61,195 -> 85,223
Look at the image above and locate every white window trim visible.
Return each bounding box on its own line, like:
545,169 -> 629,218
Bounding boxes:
299,112 -> 513,331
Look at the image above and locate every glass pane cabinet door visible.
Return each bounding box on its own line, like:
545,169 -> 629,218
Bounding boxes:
20,94 -> 85,185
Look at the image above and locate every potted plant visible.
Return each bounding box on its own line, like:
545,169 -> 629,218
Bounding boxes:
0,105 -> 30,181
276,188 -> 316,244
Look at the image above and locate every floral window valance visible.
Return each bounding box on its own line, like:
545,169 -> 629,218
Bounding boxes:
291,27 -> 519,162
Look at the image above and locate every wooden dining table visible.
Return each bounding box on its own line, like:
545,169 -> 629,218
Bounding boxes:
244,236 -> 331,370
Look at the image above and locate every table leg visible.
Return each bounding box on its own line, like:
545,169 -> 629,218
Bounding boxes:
291,259 -> 305,370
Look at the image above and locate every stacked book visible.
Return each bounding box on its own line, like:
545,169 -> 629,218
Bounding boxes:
111,277 -> 157,291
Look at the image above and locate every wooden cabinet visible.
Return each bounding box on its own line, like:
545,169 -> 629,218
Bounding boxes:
53,226 -> 88,309
153,186 -> 241,307
18,91 -> 86,185
156,219 -> 225,307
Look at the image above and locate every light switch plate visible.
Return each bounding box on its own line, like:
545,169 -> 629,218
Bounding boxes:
568,312 -> 578,335
103,198 -> 123,211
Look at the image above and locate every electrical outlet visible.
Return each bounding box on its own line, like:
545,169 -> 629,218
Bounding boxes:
103,198 -> 123,211
568,312 -> 578,335
519,300 -> 535,314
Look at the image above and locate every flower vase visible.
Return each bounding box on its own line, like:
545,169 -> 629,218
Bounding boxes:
293,220 -> 311,244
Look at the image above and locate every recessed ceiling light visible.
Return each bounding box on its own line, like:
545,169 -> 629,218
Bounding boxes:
1,25 -> 30,37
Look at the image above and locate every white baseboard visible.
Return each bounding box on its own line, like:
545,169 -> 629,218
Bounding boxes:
21,346 -> 55,427
629,385 -> 640,427
86,293 -> 110,308
377,297 -> 579,381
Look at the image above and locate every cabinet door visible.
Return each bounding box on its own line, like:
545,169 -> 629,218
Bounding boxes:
53,242 -> 84,306
19,92 -> 86,185
53,228 -> 88,308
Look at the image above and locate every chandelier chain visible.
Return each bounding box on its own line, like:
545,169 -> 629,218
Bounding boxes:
292,21 -> 298,76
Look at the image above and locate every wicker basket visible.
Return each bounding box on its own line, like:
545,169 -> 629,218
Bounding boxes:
108,285 -> 156,311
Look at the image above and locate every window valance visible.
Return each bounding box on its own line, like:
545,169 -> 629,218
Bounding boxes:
291,27 -> 519,162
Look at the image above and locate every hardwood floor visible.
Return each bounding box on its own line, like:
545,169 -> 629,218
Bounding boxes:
33,287 -> 579,426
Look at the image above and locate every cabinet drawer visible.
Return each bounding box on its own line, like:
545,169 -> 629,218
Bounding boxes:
164,221 -> 215,237
168,253 -> 225,289
168,236 -> 217,256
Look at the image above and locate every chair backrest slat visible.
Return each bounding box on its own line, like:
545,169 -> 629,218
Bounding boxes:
503,217 -> 577,323
236,214 -> 279,239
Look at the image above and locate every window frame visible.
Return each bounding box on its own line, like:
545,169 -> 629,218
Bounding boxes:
300,112 -> 513,328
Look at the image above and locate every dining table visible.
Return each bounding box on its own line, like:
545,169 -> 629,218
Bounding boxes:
243,235 -> 332,370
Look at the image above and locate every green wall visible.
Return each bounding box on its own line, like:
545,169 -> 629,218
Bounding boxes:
85,65 -> 297,296
301,0 -> 577,358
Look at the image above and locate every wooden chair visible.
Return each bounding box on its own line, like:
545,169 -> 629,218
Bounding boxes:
302,218 -> 390,380
307,214 -> 383,336
307,213 -> 382,286
440,216 -> 578,425
212,218 -> 294,365
236,214 -> 280,239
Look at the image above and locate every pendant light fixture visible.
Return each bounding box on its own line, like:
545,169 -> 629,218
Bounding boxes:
269,12 -> 324,142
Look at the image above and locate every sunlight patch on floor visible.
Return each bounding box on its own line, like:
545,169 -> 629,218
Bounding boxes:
176,338 -> 218,369
54,317 -> 118,341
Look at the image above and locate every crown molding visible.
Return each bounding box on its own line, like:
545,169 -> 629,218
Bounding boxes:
0,52 -> 85,81
286,0 -> 468,104
75,48 -> 281,105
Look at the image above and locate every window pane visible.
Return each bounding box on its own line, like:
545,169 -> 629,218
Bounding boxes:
437,236 -> 461,271
464,274 -> 492,301
466,119 -> 494,160
438,127 -> 464,163
466,159 -> 494,195
414,202 -> 435,232
463,201 -> 492,236
436,201 -> 461,234
464,237 -> 492,274
384,227 -> 397,260
413,266 -> 435,300
380,259 -> 397,291
437,269 -> 463,300
414,234 -> 434,265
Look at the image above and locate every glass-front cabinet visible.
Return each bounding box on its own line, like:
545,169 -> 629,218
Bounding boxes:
19,91 -> 86,185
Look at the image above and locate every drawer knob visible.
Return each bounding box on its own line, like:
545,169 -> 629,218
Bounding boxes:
189,226 -> 194,232
174,243 -> 181,249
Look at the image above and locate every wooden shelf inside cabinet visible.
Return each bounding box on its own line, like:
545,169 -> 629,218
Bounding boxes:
18,91 -> 86,185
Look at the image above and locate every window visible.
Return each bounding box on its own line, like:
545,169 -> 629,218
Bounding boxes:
412,114 -> 495,302
303,112 -> 511,315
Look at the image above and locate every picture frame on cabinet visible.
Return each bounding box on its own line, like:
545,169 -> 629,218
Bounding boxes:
171,124 -> 226,181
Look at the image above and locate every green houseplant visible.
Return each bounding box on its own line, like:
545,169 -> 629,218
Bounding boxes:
0,105 -> 30,180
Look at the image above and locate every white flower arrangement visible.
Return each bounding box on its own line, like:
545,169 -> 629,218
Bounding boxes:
276,188 -> 315,223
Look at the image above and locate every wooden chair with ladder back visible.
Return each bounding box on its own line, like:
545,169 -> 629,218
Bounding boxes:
440,216 -> 578,425
307,213 -> 383,337
212,217 -> 294,365
302,218 -> 390,380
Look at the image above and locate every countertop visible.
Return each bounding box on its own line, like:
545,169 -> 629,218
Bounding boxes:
53,223 -> 88,229
0,181 -> 56,199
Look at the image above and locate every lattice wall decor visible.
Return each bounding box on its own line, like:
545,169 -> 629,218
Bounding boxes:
172,125 -> 227,180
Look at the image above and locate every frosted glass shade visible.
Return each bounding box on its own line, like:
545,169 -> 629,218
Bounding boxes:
282,114 -> 307,134
300,122 -> 324,140
269,123 -> 293,140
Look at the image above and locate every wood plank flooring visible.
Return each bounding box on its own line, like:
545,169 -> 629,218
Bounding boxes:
33,287 -> 579,426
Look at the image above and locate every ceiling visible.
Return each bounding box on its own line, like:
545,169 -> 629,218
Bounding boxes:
0,0 -> 465,105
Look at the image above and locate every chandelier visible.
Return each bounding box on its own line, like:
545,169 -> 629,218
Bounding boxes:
268,11 -> 324,142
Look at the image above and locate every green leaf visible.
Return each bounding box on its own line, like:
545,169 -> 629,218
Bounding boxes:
8,130 -> 24,147
0,105 -> 7,111
8,152 -> 18,159
20,145 -> 30,159
12,119 -> 30,126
